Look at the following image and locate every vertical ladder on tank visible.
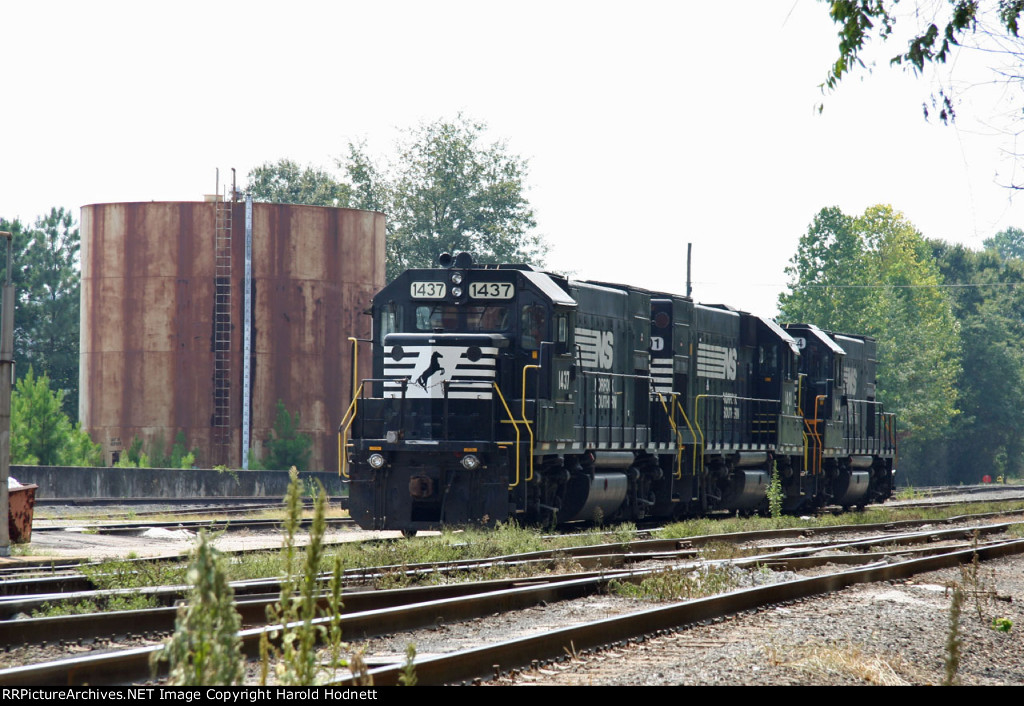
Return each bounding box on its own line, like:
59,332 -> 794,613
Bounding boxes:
212,175 -> 233,462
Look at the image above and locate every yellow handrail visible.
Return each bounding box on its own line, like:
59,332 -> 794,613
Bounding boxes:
812,394 -> 827,475
337,381 -> 364,478
338,336 -> 363,478
694,394 -> 708,479
795,376 -> 820,476
349,336 -> 360,409
492,382 -> 524,489
520,365 -> 539,483
655,392 -> 684,478
654,391 -> 698,480
674,397 -> 698,480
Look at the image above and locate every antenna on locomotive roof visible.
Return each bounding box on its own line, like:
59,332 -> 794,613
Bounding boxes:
687,243 -> 692,297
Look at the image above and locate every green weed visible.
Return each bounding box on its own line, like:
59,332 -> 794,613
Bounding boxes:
992,617 -> 1013,633
83,557 -> 187,591
260,468 -> 347,686
399,643 -> 418,686
767,461 -> 783,519
214,464 -> 240,484
943,583 -> 964,686
610,564 -> 740,602
698,541 -> 760,561
152,531 -> 244,685
894,484 -> 924,501
33,593 -> 159,617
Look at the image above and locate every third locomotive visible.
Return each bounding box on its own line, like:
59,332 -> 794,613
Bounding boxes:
342,253 -> 896,533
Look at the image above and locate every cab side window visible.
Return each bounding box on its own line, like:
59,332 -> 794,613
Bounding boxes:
521,305 -> 547,350
378,305 -> 402,340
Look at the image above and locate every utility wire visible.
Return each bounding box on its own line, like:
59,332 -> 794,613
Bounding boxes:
791,282 -> 1024,289
691,280 -> 1024,289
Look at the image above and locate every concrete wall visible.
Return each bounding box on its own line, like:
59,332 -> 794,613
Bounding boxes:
9,465 -> 346,500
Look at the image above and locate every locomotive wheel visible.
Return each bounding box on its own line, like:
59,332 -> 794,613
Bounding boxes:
401,529 -> 417,538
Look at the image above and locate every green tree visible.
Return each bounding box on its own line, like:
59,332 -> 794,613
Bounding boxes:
65,421 -> 104,467
0,209 -> 81,419
778,206 -> 873,332
144,431 -> 199,469
0,217 -> 29,284
983,226 -> 1024,260
342,115 -> 547,280
860,206 -> 961,445
932,241 -> 1024,480
247,158 -> 351,207
262,400 -> 312,471
779,205 -> 962,482
12,367 -> 69,466
11,366 -> 101,466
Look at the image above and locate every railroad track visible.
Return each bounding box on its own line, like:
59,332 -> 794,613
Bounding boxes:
5,506 -> 1019,595
36,496 -> 347,509
367,538 -> 1024,686
32,516 -> 356,536
0,525 -> 1011,646
2,516 -> 1022,686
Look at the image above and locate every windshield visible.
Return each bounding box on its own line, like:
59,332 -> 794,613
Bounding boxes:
415,305 -> 511,332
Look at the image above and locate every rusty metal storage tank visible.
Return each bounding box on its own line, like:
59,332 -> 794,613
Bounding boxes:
79,200 -> 385,471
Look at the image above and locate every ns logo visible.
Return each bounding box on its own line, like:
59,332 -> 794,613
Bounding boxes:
596,331 -> 614,369
577,327 -> 615,370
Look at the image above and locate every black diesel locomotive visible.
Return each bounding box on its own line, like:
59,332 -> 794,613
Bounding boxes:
341,253 -> 896,533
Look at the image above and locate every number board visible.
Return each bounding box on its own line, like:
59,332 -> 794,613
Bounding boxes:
410,281 -> 446,299
469,282 -> 515,300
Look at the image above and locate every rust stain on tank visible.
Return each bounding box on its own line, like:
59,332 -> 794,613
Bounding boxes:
81,200 -> 384,471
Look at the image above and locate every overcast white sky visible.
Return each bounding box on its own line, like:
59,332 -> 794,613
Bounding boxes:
3,1 -> 1022,317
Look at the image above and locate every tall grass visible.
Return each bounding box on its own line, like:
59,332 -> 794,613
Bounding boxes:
152,531 -> 244,685
260,469 -> 347,685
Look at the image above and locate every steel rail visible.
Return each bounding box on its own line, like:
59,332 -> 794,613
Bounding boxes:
0,572 -> 577,648
4,520 -> 1019,675
31,517 -> 356,536
363,537 -> 1024,685
36,496 -> 347,507
6,516 -> 1020,606
0,569 -> 640,686
1,531 -> 1003,649
5,534 -> 1023,686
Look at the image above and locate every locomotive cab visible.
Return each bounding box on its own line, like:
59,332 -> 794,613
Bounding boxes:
783,323 -> 846,451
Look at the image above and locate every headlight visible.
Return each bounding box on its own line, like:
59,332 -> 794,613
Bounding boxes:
452,286 -> 463,298
451,272 -> 463,284
368,453 -> 386,469
460,454 -> 480,470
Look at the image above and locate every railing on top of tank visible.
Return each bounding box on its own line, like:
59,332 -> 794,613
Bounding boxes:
842,399 -> 897,455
